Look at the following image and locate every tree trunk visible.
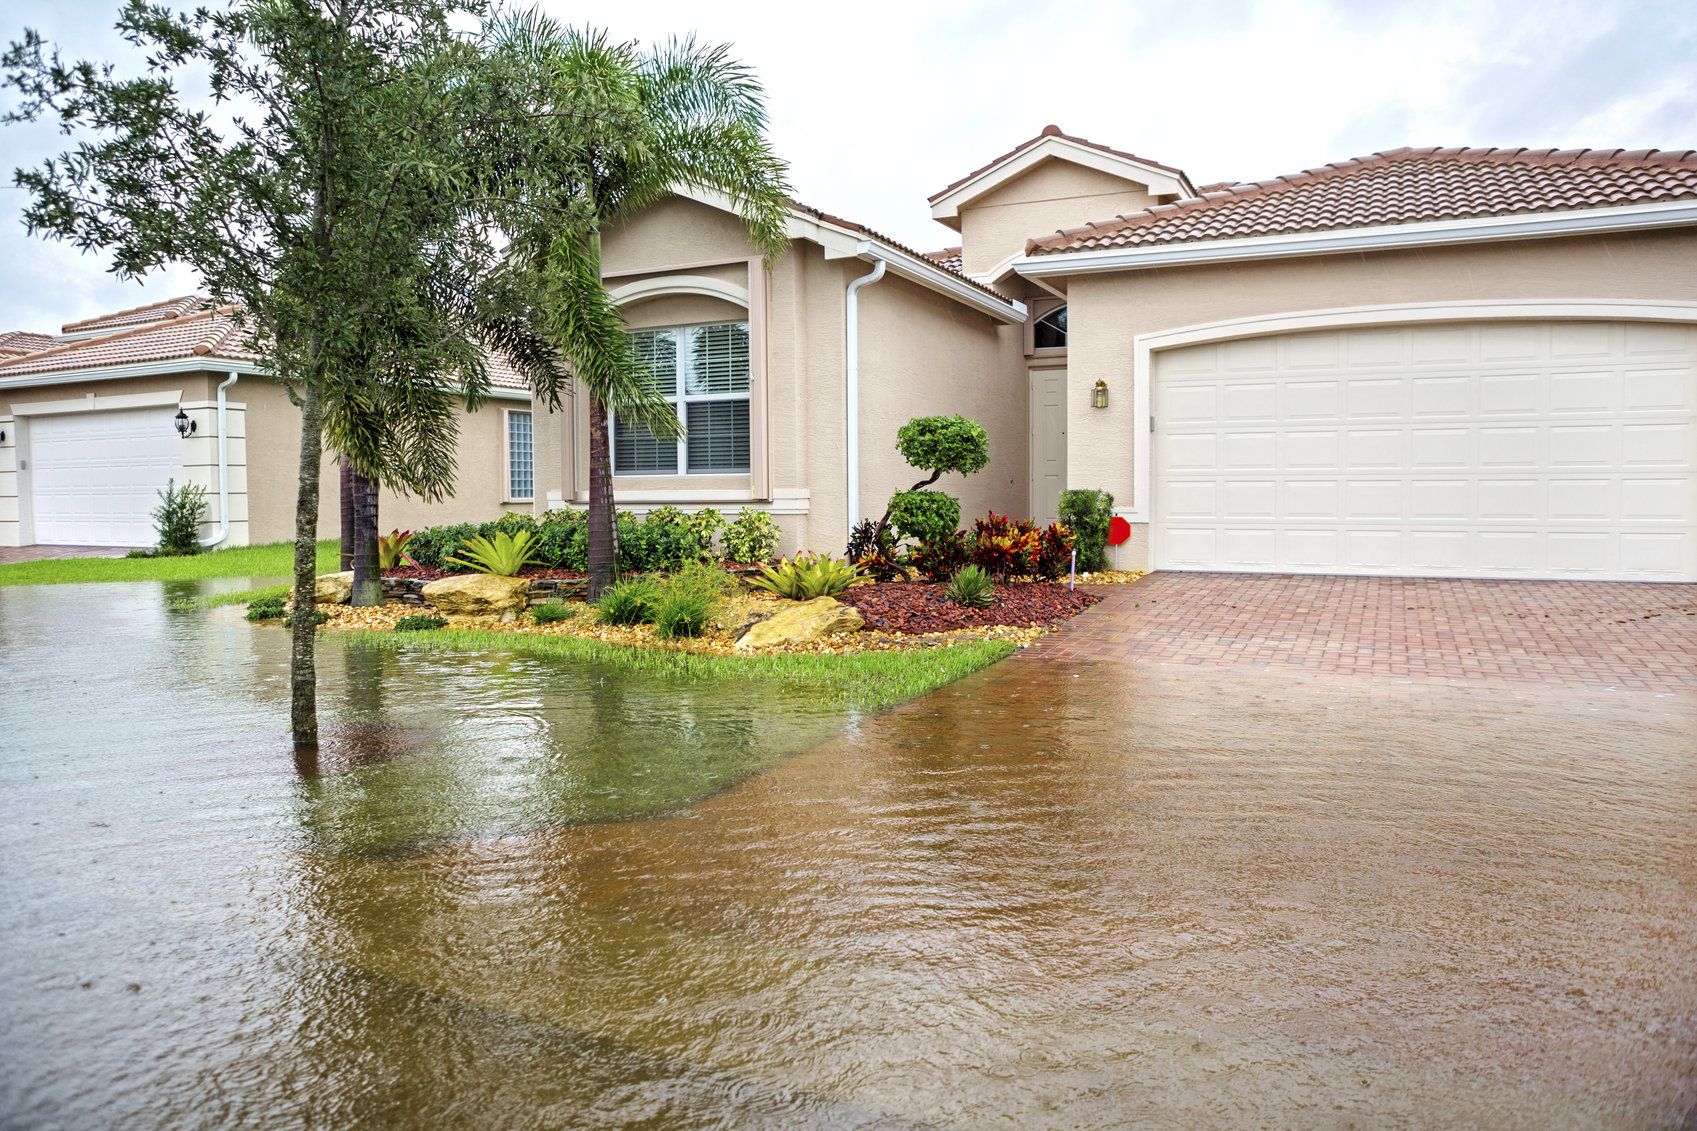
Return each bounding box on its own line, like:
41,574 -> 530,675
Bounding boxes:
291,383 -> 324,751
339,459 -> 355,571
586,391 -> 617,598
349,464 -> 381,607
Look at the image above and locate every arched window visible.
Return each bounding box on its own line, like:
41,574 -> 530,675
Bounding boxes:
1033,304 -> 1067,350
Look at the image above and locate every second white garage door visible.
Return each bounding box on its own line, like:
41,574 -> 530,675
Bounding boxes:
1153,319 -> 1697,581
30,408 -> 182,546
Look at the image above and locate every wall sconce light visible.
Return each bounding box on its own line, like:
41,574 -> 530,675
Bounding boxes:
174,408 -> 196,438
1092,379 -> 1109,409
0,430 -> 6,443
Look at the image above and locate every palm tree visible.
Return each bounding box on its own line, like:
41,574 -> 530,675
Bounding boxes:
484,16 -> 792,597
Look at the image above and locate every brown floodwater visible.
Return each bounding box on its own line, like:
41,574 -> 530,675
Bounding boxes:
2,581 -> 1693,1128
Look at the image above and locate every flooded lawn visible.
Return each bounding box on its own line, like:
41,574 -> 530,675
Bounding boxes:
2,582 -> 1693,1128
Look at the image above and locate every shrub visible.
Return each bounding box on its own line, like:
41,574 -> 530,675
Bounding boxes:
910,530 -> 970,583
1032,522 -> 1076,582
946,565 -> 995,609
407,522 -> 478,570
620,508 -> 701,573
445,530 -> 545,576
244,595 -> 287,621
394,614 -> 447,631
664,559 -> 738,603
377,529 -> 415,571
888,489 -> 960,547
722,508 -> 781,564
1058,489 -> 1115,572
654,590 -> 716,638
596,577 -> 662,625
749,552 -> 862,600
536,509 -> 589,571
494,511 -> 538,536
969,512 -> 1040,582
530,601 -> 575,625
282,608 -> 330,628
686,508 -> 727,557
895,416 -> 990,481
846,518 -> 903,582
152,479 -> 207,556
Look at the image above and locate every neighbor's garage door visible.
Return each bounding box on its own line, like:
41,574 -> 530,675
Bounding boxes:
30,408 -> 181,546
1153,320 -> 1696,581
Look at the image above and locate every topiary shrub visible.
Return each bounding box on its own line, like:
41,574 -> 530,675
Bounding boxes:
1058,489 -> 1114,572
895,415 -> 991,483
722,508 -> 781,564
394,614 -> 447,632
946,565 -> 995,609
530,601 -> 575,625
910,530 -> 970,583
596,577 -> 662,625
152,479 -> 207,556
888,489 -> 960,547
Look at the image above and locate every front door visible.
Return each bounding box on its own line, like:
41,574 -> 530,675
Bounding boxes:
1029,367 -> 1067,525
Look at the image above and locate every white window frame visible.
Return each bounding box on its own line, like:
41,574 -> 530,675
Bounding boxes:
503,407 -> 534,502
1026,300 -> 1068,356
612,321 -> 752,477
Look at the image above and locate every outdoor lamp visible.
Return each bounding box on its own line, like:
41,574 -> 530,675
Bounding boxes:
1092,379 -> 1109,409
174,408 -> 196,437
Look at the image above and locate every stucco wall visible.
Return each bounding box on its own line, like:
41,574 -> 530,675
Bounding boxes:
1057,227 -> 1697,567
957,160 -> 1159,276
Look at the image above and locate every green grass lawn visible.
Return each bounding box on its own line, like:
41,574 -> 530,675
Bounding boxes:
0,540 -> 339,586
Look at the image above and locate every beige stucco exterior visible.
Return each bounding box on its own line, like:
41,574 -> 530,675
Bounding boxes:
956,160 -> 1161,277
1048,227 -> 1697,568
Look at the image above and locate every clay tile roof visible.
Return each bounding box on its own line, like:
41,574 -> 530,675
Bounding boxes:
0,304 -> 259,377
923,246 -> 963,273
930,124 -> 1189,203
0,330 -> 54,358
788,200 -> 1013,301
59,295 -> 209,335
484,348 -> 529,391
1026,146 -> 1697,255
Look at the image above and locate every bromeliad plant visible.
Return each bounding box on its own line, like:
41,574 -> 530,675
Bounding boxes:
444,531 -> 545,577
377,529 -> 416,571
749,552 -> 863,600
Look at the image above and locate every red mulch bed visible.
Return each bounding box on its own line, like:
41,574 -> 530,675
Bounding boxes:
836,580 -> 1099,634
383,565 -> 587,582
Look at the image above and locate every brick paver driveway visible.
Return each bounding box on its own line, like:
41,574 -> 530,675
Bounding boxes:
0,544 -> 129,564
1029,572 -> 1697,692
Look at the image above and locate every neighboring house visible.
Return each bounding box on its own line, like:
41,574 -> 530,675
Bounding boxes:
535,128 -> 1694,581
0,298 -> 534,548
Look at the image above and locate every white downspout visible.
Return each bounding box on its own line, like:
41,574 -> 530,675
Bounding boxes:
199,372 -> 238,548
845,255 -> 887,530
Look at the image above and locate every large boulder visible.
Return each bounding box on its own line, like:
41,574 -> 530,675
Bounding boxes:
314,571 -> 353,605
735,596 -> 864,650
421,573 -> 532,621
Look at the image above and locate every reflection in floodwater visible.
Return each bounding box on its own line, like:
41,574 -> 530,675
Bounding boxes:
1,582 -> 1693,1128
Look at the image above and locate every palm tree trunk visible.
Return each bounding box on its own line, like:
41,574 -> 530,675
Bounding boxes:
586,391 -> 617,598
350,464 -> 381,606
338,459 -> 355,571
291,383 -> 324,751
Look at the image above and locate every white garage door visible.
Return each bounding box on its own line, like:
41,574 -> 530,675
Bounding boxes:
1154,320 -> 1697,581
31,408 -> 182,546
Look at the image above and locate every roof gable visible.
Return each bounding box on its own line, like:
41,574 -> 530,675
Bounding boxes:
1026,146 -> 1697,255
930,125 -> 1195,229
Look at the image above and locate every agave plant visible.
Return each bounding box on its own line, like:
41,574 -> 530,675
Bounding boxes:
444,530 -> 545,577
377,528 -> 416,571
748,552 -> 864,600
946,565 -> 995,609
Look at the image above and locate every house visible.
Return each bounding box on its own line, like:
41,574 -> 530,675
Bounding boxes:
0,299 -> 535,548
530,129 -> 1695,582
6,127 -> 1694,582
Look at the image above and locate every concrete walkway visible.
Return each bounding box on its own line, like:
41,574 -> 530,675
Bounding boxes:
1025,572 -> 1697,693
0,545 -> 132,564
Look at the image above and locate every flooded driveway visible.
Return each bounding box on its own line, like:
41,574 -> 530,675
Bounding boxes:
2,578 -> 1694,1128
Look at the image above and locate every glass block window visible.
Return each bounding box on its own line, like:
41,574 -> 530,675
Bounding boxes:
615,322 -> 751,476
1033,304 -> 1067,350
507,410 -> 533,499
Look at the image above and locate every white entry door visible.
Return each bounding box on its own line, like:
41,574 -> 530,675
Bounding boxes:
30,408 -> 182,546
1029,367 -> 1067,525
1153,320 -> 1697,581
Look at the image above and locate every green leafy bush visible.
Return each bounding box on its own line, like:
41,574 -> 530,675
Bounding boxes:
1032,522 -> 1076,582
152,478 -> 207,556
406,522 -> 479,570
244,594 -> 287,621
749,552 -> 862,600
722,508 -> 781,564
529,601 -> 575,624
910,530 -> 970,583
1058,488 -> 1115,572
394,614 -> 447,631
946,565 -> 995,609
282,608 -> 330,628
596,577 -> 662,625
888,489 -> 960,546
895,416 -> 990,480
536,509 -> 589,571
494,511 -> 538,536
686,508 -> 726,557
619,508 -> 701,573
445,530 -> 544,576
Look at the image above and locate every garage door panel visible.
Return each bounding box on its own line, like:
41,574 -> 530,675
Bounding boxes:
31,408 -> 180,546
1154,319 -> 1697,581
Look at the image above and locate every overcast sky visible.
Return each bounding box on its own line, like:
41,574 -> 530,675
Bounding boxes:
2,0 -> 1693,334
